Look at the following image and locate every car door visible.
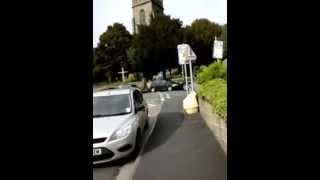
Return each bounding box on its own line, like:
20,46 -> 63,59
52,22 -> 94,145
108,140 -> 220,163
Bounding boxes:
133,90 -> 145,130
137,90 -> 148,126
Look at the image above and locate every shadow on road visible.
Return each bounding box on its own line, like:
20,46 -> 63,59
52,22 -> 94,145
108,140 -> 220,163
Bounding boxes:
93,153 -> 137,169
142,112 -> 184,155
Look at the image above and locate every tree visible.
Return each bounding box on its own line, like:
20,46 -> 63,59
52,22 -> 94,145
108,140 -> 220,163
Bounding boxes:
130,15 -> 183,80
183,19 -> 222,65
93,23 -> 132,82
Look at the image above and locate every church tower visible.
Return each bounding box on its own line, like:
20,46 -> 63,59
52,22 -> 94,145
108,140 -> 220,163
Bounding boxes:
132,0 -> 164,34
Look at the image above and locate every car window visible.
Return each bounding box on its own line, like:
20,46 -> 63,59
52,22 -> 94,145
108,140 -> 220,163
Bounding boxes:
137,91 -> 144,103
93,95 -> 131,117
133,90 -> 142,106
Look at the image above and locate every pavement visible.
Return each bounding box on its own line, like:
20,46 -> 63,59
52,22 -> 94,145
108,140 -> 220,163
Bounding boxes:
93,90 -> 226,180
132,92 -> 227,180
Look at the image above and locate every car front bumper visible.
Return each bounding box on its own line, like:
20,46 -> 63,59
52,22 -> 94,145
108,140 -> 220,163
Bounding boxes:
93,132 -> 136,164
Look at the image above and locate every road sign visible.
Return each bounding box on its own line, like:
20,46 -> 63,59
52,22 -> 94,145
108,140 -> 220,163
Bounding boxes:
177,44 -> 197,65
188,48 -> 197,61
177,43 -> 197,94
213,39 -> 223,59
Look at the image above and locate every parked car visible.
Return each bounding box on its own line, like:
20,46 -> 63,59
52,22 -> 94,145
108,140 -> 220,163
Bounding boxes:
171,80 -> 184,90
93,87 -> 149,164
150,79 -> 172,92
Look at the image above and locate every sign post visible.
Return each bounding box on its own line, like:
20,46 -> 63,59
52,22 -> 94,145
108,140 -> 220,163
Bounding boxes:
184,63 -> 188,93
189,59 -> 194,91
177,43 -> 199,114
177,43 -> 197,94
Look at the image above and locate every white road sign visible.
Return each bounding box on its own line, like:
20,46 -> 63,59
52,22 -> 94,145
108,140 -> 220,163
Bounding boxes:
177,44 -> 197,65
213,40 -> 223,59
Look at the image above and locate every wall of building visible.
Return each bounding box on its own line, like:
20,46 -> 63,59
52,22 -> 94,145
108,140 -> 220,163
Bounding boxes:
132,0 -> 163,33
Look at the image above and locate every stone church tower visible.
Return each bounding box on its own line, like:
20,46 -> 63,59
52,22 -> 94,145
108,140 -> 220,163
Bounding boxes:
132,0 -> 164,34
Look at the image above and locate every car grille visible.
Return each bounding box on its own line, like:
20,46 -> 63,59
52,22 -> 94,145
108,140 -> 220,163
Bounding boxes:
93,137 -> 107,144
93,148 -> 114,161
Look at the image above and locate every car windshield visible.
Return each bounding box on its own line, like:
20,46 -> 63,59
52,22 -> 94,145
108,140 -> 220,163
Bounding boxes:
93,94 -> 131,117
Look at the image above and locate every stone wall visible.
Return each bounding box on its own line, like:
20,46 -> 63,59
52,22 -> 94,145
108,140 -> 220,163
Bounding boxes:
199,97 -> 227,154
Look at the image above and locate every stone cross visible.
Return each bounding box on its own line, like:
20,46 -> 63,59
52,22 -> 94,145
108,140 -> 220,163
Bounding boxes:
118,67 -> 128,82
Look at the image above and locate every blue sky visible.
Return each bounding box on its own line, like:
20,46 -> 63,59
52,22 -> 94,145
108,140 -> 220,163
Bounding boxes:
93,0 -> 227,47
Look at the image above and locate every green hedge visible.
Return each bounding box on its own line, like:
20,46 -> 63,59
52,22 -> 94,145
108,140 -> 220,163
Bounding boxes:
196,60 -> 226,84
127,73 -> 137,82
197,78 -> 227,121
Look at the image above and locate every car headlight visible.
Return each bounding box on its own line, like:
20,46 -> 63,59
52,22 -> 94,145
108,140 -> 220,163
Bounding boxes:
109,123 -> 133,141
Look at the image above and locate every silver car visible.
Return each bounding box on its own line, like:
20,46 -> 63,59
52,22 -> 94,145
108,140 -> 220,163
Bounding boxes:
93,87 -> 149,164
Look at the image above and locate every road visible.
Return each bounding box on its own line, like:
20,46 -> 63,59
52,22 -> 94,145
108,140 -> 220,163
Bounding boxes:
93,90 -> 226,180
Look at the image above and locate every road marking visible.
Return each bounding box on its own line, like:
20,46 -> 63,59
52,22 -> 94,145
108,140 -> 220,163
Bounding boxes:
159,92 -> 165,101
147,103 -> 156,107
165,93 -> 171,99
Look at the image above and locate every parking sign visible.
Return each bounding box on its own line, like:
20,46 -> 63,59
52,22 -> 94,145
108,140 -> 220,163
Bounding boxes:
213,40 -> 223,59
177,44 -> 197,65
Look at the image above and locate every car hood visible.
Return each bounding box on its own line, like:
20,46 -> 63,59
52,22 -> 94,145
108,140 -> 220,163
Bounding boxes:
93,114 -> 132,139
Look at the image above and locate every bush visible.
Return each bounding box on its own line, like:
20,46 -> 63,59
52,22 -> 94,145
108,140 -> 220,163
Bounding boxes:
127,73 -> 137,82
197,78 -> 227,121
196,60 -> 226,84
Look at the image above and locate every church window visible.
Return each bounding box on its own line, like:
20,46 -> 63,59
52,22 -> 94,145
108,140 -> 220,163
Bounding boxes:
140,9 -> 146,25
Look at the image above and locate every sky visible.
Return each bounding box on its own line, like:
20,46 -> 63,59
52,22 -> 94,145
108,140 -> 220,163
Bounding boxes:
93,0 -> 227,47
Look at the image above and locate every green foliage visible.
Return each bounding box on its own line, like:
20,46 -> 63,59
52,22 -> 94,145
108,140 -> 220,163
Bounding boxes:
197,79 -> 227,121
196,60 -> 227,121
199,65 -> 207,73
93,23 -> 132,83
93,17 -> 226,83
196,60 -> 226,84
130,15 -> 183,79
126,46 -> 141,72
183,19 -> 223,65
127,73 -> 137,82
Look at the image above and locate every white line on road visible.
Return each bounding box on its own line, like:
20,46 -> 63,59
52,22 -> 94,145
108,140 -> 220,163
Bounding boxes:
147,103 -> 156,107
165,93 -> 171,99
159,92 -> 165,101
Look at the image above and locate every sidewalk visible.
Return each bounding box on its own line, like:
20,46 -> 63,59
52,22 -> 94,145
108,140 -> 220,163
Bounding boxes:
132,94 -> 227,180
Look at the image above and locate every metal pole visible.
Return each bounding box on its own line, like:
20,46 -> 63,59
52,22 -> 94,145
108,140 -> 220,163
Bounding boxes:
184,63 -> 188,94
181,65 -> 184,80
189,60 -> 194,92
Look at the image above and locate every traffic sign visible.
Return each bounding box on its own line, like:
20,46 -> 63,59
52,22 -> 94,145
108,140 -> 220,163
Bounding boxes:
177,44 -> 197,65
213,39 -> 223,59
